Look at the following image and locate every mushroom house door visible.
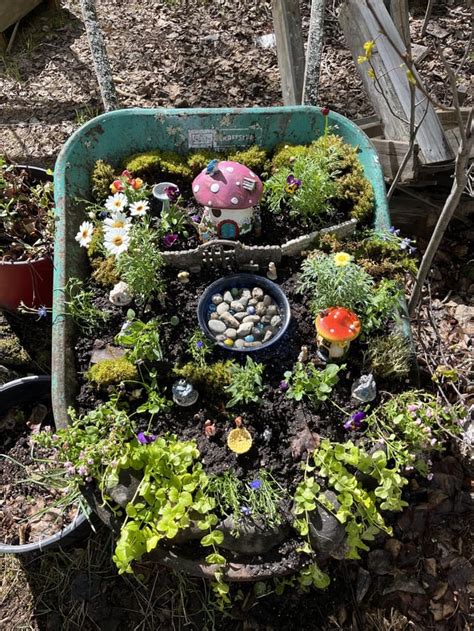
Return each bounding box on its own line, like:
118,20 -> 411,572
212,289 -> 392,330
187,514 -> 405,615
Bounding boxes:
218,220 -> 239,239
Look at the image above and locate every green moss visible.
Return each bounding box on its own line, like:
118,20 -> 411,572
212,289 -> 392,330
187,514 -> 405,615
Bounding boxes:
227,146 -> 268,173
86,358 -> 138,387
271,143 -> 309,172
0,319 -> 30,368
91,160 -> 115,202
187,150 -> 219,176
91,256 -> 120,288
173,361 -> 233,392
123,150 -> 192,179
87,225 -> 104,260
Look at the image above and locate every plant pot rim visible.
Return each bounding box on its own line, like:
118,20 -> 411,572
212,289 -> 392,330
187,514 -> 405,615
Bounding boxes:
0,255 -> 52,266
0,375 -> 90,554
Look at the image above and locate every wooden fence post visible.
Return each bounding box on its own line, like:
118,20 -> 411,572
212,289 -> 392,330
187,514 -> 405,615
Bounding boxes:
272,0 -> 305,105
302,0 -> 326,105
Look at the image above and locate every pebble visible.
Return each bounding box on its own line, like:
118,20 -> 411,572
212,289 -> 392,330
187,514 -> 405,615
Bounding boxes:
238,296 -> 249,308
221,312 -> 240,328
216,334 -> 226,342
217,302 -> 229,315
248,298 -> 258,307
270,315 -> 282,328
244,341 -> 262,348
234,339 -> 245,349
263,295 -> 272,307
266,305 -> 278,316
210,313 -> 219,320
234,312 -> 247,322
256,303 -> 266,317
263,329 -> 274,342
237,322 -> 253,337
224,338 -> 234,347
231,288 -> 240,298
252,287 -> 264,300
241,288 -> 251,298
261,315 -> 272,324
223,291 -> 233,303
209,319 -> 226,334
251,327 -> 263,340
225,328 -> 237,339
247,306 -> 256,315
212,294 -> 223,305
230,300 -> 245,312
208,304 -> 217,312
245,335 -> 254,343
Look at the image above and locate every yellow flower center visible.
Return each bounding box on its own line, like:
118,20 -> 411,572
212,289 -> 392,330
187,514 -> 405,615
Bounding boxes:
112,235 -> 124,246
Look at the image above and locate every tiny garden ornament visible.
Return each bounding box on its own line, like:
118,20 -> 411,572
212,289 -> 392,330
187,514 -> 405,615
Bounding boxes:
227,416 -> 253,454
315,306 -> 361,361
351,373 -> 377,403
172,379 -> 199,407
192,160 -> 263,240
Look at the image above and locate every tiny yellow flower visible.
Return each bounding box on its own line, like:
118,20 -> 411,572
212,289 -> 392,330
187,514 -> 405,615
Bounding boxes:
363,40 -> 375,59
333,252 -> 353,267
357,55 -> 368,65
367,68 -> 376,80
406,69 -> 416,85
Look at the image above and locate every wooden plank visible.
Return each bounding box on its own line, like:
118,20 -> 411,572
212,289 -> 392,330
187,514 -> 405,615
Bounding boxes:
339,0 -> 454,165
354,115 -> 384,138
436,107 -> 472,129
386,0 -> 410,48
302,0 -> 326,105
272,0 -> 305,105
371,138 -> 419,182
0,0 -> 43,32
444,128 -> 474,159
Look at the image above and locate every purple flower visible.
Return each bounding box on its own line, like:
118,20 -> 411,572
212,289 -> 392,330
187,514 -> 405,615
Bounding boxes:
162,233 -> 178,248
78,465 -> 88,477
196,341 -> 204,349
37,306 -> 48,319
427,472 -> 434,481
400,237 -> 416,253
191,214 -> 201,223
279,380 -> 289,392
240,506 -> 252,516
389,226 -> 400,236
250,479 -> 262,490
343,411 -> 366,431
164,185 -> 180,203
285,174 -> 302,194
137,432 -> 157,445
407,404 -> 419,413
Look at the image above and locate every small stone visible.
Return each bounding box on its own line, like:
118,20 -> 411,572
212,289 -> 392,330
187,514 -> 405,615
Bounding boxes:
241,288 -> 251,298
209,320 -> 226,334
229,309 -> 235,315
238,296 -> 249,308
109,281 -> 133,306
210,313 -> 219,320
234,339 -> 245,349
261,315 -> 272,325
217,302 -> 230,315
216,334 -> 226,342
263,295 -> 272,307
231,288 -> 240,298
230,301 -> 245,312
208,304 -> 217,313
225,328 -> 237,339
256,322 -> 265,331
170,316 -> 180,326
256,303 -> 266,317
248,298 -> 258,307
266,305 -> 278,317
263,329 -> 274,343
252,287 -> 264,300
224,338 -> 234,347
237,322 -> 254,337
243,315 -> 260,324
244,341 -> 262,348
221,312 -> 240,328
270,315 -> 282,328
244,335 -> 254,343
177,271 -> 190,284
212,294 -> 223,305
234,312 -> 247,322
251,327 -> 263,340
298,345 -> 309,363
223,291 -> 233,303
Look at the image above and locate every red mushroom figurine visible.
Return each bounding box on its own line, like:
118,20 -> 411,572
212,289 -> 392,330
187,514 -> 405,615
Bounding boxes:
192,160 -> 263,240
315,307 -> 361,360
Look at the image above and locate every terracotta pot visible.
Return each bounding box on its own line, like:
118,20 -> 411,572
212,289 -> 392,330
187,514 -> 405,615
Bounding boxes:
0,166 -> 54,311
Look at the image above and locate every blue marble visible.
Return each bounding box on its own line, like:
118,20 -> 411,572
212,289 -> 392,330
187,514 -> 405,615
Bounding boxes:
244,335 -> 254,343
247,306 -> 256,315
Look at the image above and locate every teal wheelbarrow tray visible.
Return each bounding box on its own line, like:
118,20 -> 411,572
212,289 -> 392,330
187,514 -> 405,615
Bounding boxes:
52,106 -> 403,581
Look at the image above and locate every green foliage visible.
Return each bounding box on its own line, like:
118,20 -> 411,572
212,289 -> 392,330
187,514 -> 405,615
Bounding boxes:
115,318 -> 163,363
110,435 -> 218,574
363,279 -> 402,334
274,563 -> 330,594
86,224 -> 105,260
227,146 -> 267,173
284,362 -> 344,407
299,252 -> 374,316
271,143 -> 309,171
186,150 -> 219,175
123,150 -> 192,179
294,439 -> 409,559
207,470 -> 286,532
116,222 -> 165,303
225,357 -> 265,408
91,256 -> 120,288
91,159 -> 115,201
187,329 -> 213,367
136,370 -> 172,418
264,154 -> 339,224
173,361 -> 233,393
34,399 -> 136,489
363,333 -> 412,380
365,391 -> 465,475
159,204 -> 190,237
86,357 -> 138,387
64,277 -> 110,335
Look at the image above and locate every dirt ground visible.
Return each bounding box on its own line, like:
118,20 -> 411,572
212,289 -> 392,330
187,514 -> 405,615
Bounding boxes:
0,0 -> 473,629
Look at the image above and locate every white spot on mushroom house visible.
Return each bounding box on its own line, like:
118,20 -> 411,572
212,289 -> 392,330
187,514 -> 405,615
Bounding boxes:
330,328 -> 335,333
226,166 -> 234,172
210,183 -> 220,193
231,197 -> 239,205
193,185 -> 200,193
208,200 -> 212,206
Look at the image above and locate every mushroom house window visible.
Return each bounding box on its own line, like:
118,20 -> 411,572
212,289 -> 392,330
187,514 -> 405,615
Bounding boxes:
212,208 -> 222,218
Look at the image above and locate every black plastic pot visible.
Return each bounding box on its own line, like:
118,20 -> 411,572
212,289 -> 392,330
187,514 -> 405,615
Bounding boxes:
0,376 -> 91,554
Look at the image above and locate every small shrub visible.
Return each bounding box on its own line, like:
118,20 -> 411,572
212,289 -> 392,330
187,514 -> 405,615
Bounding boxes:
91,256 -> 120,288
225,357 -> 265,408
91,159 -> 115,201
363,333 -> 412,380
227,146 -> 267,173
64,277 -> 110,335
115,318 -> 163,364
284,362 -> 344,407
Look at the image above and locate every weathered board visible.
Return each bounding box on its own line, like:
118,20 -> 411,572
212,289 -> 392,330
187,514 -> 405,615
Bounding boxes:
272,0 -> 305,105
339,0 -> 454,165
0,0 -> 43,32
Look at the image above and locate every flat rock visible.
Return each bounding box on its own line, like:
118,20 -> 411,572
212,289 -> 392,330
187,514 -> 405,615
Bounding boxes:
216,302 -> 229,315
230,300 -> 245,312
223,291 -> 233,303
209,319 -> 226,334
237,322 -> 253,337
106,469 -> 142,507
307,490 -> 347,561
220,311 -> 240,328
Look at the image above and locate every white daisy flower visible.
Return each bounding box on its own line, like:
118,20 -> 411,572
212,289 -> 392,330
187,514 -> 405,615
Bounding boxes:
75,221 -> 94,247
103,211 -> 131,230
104,228 -> 130,256
105,192 -> 128,213
129,200 -> 149,217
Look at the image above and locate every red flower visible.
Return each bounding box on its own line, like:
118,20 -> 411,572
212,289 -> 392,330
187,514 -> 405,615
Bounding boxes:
321,106 -> 330,116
